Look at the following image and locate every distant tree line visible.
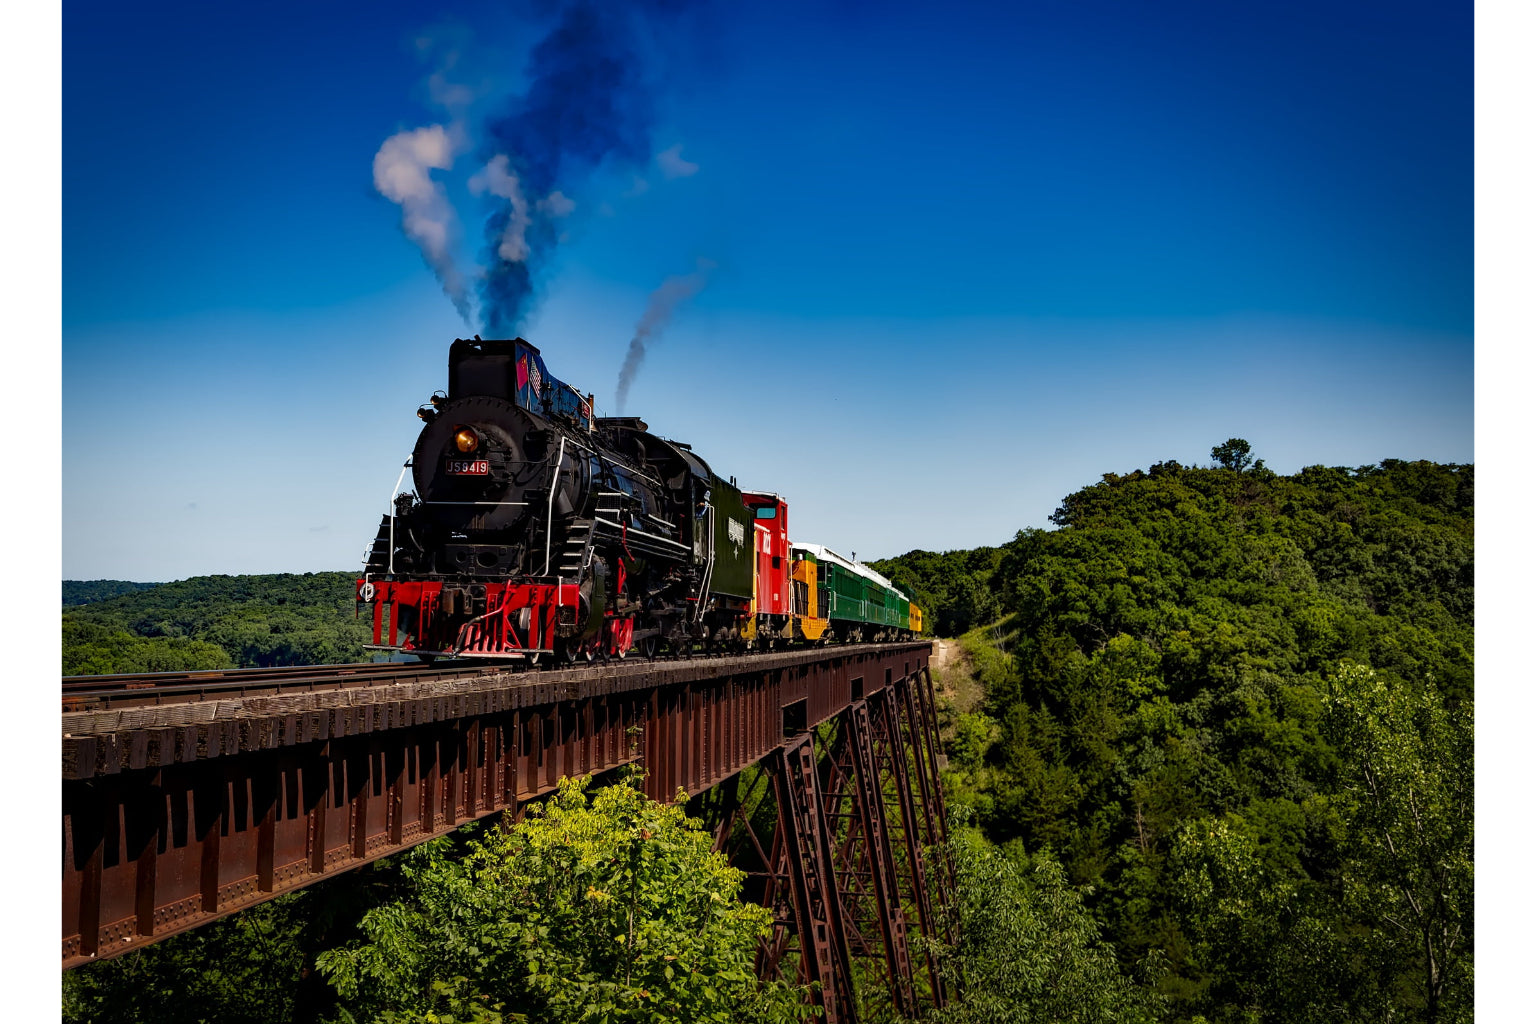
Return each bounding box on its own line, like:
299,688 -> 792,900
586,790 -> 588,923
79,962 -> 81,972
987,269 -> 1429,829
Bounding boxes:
62,571 -> 373,674
63,579 -> 164,607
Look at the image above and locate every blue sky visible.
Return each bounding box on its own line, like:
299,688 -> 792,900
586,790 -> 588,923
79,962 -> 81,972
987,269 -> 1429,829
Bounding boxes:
62,0 -> 1473,581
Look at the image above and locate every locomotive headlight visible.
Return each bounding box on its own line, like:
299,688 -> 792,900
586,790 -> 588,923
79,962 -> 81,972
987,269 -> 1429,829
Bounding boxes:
453,428 -> 480,453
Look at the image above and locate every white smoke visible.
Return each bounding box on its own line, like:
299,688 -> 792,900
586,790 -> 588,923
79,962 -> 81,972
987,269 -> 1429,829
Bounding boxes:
538,190 -> 576,217
469,154 -> 531,262
615,258 -> 717,413
655,143 -> 699,179
372,124 -> 472,321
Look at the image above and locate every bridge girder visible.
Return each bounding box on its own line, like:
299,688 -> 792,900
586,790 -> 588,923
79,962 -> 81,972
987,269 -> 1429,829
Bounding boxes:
61,643 -> 953,1019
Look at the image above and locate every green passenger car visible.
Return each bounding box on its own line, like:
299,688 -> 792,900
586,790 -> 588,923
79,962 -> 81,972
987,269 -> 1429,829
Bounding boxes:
791,542 -> 916,639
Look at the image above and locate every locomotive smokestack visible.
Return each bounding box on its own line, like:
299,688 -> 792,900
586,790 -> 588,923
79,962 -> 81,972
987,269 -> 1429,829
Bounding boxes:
615,259 -> 716,414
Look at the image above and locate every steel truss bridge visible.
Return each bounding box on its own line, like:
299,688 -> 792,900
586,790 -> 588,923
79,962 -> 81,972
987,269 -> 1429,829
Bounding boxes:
62,642 -> 953,1022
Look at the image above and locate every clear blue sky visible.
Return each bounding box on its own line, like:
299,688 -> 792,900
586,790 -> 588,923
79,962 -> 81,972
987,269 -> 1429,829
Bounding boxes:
62,0 -> 1473,581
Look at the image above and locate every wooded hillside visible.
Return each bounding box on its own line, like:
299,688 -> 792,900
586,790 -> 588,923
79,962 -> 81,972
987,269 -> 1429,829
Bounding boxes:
63,571 -> 371,674
874,450 -> 1473,1023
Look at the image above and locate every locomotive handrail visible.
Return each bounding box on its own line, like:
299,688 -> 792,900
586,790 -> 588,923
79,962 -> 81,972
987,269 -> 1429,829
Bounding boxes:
592,517 -> 690,551
387,457 -> 413,575
695,503 -> 716,624
541,435 -> 568,575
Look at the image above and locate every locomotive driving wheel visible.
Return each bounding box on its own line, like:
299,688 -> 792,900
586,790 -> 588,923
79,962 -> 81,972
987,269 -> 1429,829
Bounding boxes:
558,638 -> 595,665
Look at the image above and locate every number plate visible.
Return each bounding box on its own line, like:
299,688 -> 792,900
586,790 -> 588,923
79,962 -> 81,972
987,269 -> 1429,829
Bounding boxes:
446,459 -> 490,476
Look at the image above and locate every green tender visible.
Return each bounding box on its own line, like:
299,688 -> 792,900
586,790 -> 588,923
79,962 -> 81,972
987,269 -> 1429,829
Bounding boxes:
705,473 -> 753,600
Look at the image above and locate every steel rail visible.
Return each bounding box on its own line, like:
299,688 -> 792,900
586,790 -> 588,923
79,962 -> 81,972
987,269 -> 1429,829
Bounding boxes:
60,662 -> 497,712
61,638 -> 926,711
63,662 -> 439,690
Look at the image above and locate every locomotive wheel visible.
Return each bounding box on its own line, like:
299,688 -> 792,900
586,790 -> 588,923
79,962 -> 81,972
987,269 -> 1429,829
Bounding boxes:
559,639 -> 595,665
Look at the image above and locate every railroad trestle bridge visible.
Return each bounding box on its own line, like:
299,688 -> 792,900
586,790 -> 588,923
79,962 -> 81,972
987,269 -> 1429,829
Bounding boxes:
62,641 -> 952,1021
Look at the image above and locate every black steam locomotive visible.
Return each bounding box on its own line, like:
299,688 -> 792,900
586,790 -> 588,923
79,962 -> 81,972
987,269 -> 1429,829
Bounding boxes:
359,337 -> 759,662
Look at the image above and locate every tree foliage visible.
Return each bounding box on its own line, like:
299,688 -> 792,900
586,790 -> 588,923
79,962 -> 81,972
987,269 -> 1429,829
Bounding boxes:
869,547 -> 1003,637
1209,438 -> 1263,474
1322,664 -> 1473,1022
317,773 -> 811,1024
63,579 -> 163,606
920,827 -> 1163,1024
63,571 -> 373,672
880,454 -> 1472,1023
64,892 -> 315,1024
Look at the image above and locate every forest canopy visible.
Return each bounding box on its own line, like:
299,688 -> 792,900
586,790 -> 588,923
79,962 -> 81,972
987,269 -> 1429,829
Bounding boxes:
62,571 -> 371,674
877,452 -> 1473,1023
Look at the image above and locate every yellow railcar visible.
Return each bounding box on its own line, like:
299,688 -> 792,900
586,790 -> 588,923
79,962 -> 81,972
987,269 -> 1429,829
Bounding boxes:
790,551 -> 831,641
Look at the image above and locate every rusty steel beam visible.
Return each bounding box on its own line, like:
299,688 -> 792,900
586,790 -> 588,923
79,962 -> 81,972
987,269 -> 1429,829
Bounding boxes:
846,699 -> 918,1016
870,682 -> 947,1006
727,672 -> 954,1022
769,735 -> 858,1024
62,643 -> 930,971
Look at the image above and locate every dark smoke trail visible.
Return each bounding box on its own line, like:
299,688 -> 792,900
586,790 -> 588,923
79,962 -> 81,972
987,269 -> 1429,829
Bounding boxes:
615,259 -> 715,413
478,1 -> 689,337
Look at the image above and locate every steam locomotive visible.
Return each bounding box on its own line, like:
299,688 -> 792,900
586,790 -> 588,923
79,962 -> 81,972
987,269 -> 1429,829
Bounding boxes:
357,337 -> 921,662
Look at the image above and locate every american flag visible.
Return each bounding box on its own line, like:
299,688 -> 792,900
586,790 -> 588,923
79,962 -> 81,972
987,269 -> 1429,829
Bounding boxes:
529,359 -> 542,399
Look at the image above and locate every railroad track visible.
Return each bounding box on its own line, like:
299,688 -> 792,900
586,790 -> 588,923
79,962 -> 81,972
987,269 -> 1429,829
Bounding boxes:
62,639 -> 932,714
61,660 -> 501,712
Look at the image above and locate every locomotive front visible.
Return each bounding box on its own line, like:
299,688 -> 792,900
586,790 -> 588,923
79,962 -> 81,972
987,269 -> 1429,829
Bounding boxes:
358,337 -> 611,659
359,333 -> 755,660
357,337 -> 755,662
394,338 -> 592,579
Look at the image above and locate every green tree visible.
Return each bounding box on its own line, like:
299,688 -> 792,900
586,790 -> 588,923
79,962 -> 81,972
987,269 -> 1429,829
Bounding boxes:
64,893 -> 310,1024
1210,438 -> 1261,473
63,571 -> 374,672
318,773 -> 811,1024
1169,815 -> 1366,1023
918,828 -> 1162,1024
1322,664 -> 1473,1022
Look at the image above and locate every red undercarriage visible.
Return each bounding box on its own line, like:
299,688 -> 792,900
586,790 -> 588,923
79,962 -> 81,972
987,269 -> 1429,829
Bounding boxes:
358,579 -> 635,659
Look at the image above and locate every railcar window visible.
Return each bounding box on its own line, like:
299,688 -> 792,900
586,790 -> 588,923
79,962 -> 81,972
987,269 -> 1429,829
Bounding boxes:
754,506 -> 778,519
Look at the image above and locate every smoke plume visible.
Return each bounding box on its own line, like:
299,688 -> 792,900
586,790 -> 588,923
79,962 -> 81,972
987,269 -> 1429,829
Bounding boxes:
372,2 -> 702,335
615,259 -> 716,413
477,0 -> 688,336
372,124 -> 472,321
468,155 -> 532,262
